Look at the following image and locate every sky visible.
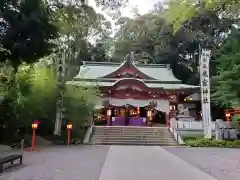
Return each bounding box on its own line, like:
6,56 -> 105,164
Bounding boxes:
87,0 -> 161,39
121,0 -> 160,16
88,0 -> 160,18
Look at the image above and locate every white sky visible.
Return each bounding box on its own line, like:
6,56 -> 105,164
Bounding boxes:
121,0 -> 159,16
87,0 -> 160,39
88,0 -> 160,18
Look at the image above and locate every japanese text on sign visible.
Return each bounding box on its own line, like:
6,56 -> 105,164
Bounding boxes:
199,49 -> 212,138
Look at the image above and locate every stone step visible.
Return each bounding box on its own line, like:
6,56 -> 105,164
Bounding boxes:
94,129 -> 171,131
94,128 -> 169,132
92,141 -> 177,145
94,126 -> 167,129
94,128 -> 169,131
93,133 -> 174,136
93,134 -> 176,138
91,141 -> 177,146
92,135 -> 174,139
91,126 -> 178,146
94,130 -> 170,134
92,137 -> 176,142
92,139 -> 176,142
92,136 -> 177,141
92,139 -> 177,143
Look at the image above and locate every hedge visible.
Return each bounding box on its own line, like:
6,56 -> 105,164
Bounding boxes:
185,138 -> 240,148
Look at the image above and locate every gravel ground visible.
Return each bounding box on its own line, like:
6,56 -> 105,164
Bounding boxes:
0,145 -> 109,180
163,147 -> 240,180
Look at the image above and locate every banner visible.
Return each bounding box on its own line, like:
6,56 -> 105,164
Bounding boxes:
199,49 -> 212,138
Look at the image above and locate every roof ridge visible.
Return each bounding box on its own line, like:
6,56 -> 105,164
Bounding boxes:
82,61 -> 120,66
82,61 -> 171,68
135,64 -> 170,68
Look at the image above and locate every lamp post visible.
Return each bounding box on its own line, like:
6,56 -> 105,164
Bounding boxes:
225,113 -> 231,121
31,120 -> 39,151
67,123 -> 72,146
225,112 -> 231,128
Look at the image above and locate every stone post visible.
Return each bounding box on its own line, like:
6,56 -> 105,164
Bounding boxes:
215,119 -> 223,140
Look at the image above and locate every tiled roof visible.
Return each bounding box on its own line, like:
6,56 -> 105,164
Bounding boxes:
74,61 -> 181,82
69,61 -> 199,90
67,80 -> 199,90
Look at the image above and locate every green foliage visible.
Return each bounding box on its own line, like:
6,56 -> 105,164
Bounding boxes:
0,67 -> 57,134
232,115 -> 240,123
48,2 -> 113,79
112,4 -> 233,84
0,0 -> 58,71
166,0 -> 240,33
182,135 -> 204,141
0,65 -> 98,144
64,84 -> 99,126
186,138 -> 240,148
212,28 -> 240,108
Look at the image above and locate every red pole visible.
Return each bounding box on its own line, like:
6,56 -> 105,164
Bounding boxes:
31,129 -> 36,149
67,129 -> 71,145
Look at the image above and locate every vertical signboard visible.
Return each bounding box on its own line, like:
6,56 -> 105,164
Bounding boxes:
199,49 -> 212,138
54,53 -> 66,135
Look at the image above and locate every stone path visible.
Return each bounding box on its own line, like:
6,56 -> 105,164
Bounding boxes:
1,145 -> 239,180
1,146 -> 109,180
163,147 -> 240,180
99,146 -> 216,180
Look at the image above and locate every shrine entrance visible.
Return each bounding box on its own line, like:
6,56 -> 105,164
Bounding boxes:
111,106 -> 148,126
152,111 -> 166,125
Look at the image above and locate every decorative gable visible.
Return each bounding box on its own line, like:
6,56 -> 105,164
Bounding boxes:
102,58 -> 155,79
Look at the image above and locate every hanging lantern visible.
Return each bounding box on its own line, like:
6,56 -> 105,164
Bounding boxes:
147,110 -> 153,117
137,107 -> 140,114
107,109 -> 112,116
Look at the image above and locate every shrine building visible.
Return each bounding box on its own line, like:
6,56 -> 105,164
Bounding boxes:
68,56 -> 200,127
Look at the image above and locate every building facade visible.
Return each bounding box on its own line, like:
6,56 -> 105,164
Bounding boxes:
68,56 -> 200,127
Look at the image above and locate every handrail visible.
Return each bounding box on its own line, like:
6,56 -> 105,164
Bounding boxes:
83,118 -> 96,144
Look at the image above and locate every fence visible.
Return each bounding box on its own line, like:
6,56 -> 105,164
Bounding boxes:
215,119 -> 240,140
170,119 -> 216,130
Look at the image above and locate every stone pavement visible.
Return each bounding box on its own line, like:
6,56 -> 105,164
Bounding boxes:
1,145 -> 239,180
163,147 -> 240,180
1,145 -> 109,180
99,146 -> 217,180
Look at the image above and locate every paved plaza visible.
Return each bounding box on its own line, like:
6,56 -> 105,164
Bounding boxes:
1,145 -> 240,180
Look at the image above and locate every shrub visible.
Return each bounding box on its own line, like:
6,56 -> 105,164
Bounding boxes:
186,138 -> 240,148
182,135 -> 203,142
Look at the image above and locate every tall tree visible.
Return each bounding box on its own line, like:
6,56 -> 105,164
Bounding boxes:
166,0 -> 240,32
0,0 -> 58,71
111,4 -> 234,84
212,27 -> 240,108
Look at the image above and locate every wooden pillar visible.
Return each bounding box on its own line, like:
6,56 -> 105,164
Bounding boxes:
147,109 -> 153,126
125,107 -> 129,126
107,108 -> 112,126
137,107 -> 140,117
165,113 -> 170,127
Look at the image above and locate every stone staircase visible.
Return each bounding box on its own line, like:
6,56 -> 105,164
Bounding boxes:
91,126 -> 178,146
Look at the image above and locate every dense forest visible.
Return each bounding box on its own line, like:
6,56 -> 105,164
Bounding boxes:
0,0 -> 239,144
